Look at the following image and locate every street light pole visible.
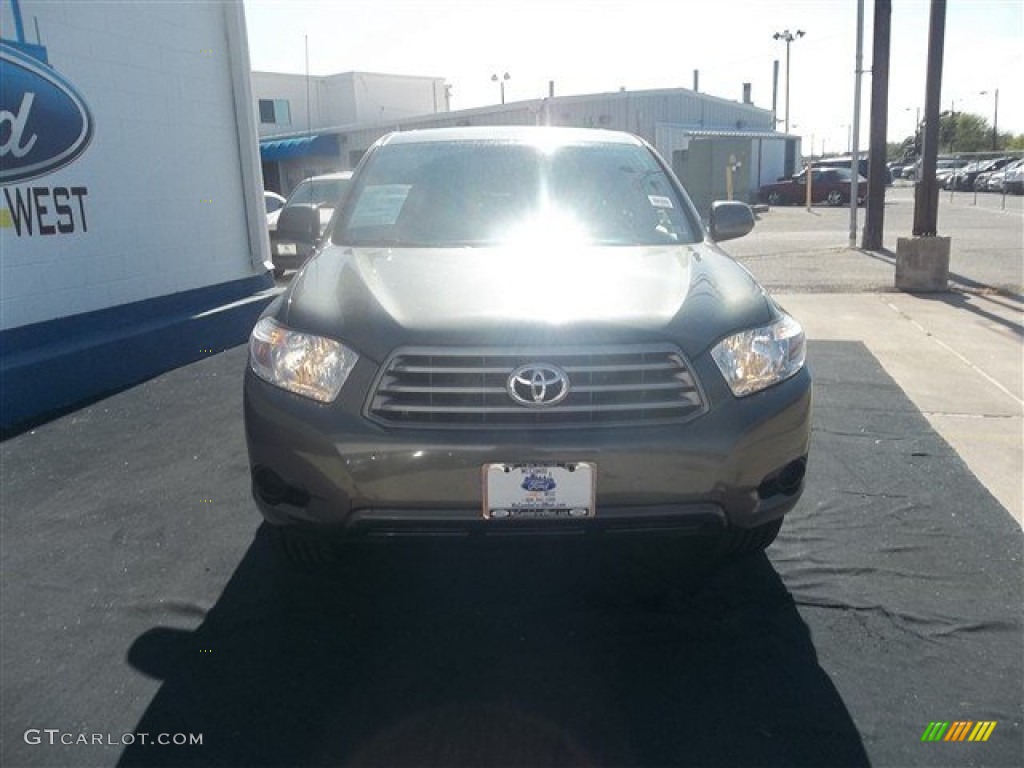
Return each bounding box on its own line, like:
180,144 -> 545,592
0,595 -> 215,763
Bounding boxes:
980,89 -> 999,150
491,72 -> 510,105
773,29 -> 805,133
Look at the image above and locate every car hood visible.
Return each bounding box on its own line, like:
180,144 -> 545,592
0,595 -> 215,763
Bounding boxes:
280,243 -> 774,361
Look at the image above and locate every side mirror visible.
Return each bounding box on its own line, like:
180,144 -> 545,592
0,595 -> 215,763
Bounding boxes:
709,201 -> 755,242
275,204 -> 319,245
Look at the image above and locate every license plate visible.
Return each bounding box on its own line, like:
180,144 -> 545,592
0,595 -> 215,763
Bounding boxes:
483,462 -> 595,520
276,242 -> 297,256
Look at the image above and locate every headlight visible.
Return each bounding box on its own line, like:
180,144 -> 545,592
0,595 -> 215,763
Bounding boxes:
711,314 -> 806,397
248,317 -> 358,402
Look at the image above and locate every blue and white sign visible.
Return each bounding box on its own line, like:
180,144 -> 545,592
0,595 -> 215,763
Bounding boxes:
0,43 -> 93,185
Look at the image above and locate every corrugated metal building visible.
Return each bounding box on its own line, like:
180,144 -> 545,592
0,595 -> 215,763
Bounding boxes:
260,87 -> 800,214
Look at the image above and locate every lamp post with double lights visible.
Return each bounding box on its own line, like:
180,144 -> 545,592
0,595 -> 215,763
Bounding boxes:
491,72 -> 510,105
772,29 -> 805,133
979,89 -> 999,150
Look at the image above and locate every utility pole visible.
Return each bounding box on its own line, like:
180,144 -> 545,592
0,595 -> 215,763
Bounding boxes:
862,0 -> 891,251
897,0 -> 949,292
981,89 -> 999,149
849,1 -> 864,247
913,0 -> 946,236
771,60 -> 780,129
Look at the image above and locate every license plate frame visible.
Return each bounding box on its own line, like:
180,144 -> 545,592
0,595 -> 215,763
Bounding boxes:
482,462 -> 596,520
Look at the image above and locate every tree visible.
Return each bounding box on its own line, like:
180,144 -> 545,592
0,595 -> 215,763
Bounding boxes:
893,110 -> 1022,158
1005,133 -> 1024,151
939,111 -> 994,153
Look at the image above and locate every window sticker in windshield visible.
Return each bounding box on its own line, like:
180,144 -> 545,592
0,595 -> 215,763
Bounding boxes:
349,184 -> 412,228
648,195 -> 674,209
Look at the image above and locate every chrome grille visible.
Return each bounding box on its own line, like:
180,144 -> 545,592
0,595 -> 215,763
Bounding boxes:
366,345 -> 706,428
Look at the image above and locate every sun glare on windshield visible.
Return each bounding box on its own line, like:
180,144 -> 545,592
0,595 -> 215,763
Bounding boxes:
494,207 -> 590,249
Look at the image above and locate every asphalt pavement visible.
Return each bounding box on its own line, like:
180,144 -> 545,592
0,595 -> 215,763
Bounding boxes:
1,182 -> 1022,767
729,183 -> 1023,294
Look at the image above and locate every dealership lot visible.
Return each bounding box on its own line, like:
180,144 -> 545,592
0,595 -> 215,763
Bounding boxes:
2,189 -> 1022,767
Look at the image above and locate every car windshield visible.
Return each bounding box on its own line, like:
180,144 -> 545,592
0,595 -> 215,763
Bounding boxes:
286,178 -> 350,208
334,140 -> 699,247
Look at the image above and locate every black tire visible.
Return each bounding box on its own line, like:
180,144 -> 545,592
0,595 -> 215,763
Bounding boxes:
715,518 -> 783,558
273,267 -> 286,278
766,190 -> 783,206
825,189 -> 845,206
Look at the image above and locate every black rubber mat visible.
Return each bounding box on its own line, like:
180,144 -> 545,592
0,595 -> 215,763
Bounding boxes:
2,342 -> 1020,767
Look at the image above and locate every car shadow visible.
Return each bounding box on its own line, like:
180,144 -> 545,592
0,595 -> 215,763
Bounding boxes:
119,528 -> 869,767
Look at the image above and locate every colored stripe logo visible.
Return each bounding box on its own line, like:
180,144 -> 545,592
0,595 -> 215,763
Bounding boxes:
921,721 -> 997,742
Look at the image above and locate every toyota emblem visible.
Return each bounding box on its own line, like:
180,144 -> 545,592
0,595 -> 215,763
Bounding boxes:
507,363 -> 571,407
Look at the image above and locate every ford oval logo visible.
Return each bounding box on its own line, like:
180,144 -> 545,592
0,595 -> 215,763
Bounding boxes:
507,363 -> 571,407
0,44 -> 94,184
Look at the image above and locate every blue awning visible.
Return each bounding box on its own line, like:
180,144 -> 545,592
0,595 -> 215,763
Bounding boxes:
259,134 -> 338,162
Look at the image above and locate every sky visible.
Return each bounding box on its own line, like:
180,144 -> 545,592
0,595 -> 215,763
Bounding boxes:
243,0 -> 1023,153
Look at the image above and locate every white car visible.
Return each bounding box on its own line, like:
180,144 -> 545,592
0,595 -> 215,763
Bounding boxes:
264,191 -> 286,231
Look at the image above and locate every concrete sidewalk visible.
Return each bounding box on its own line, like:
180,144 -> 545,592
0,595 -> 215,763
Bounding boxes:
777,291 -> 1023,526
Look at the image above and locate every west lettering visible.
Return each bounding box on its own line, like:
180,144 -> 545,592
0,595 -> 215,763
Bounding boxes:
53,187 -> 74,234
33,187 -> 56,235
70,187 -> 88,231
1,185 -> 89,236
3,186 -> 33,235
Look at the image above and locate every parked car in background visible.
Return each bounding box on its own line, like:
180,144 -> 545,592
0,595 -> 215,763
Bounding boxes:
934,158 -> 968,187
264,191 -> 286,231
270,172 -> 353,276
946,157 -> 1014,191
1003,158 -> 1024,195
973,168 -> 998,192
759,167 -> 867,207
245,126 -> 811,573
815,156 -> 892,186
888,160 -> 915,180
979,158 -> 1023,193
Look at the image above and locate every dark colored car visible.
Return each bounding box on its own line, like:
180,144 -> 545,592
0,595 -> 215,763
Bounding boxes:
270,171 -> 352,276
947,157 -> 1013,191
1003,159 -> 1024,195
978,158 -> 1023,193
245,127 -> 811,569
759,167 -> 866,207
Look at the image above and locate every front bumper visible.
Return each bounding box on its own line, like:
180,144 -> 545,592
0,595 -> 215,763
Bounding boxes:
245,337 -> 815,540
244,349 -> 812,538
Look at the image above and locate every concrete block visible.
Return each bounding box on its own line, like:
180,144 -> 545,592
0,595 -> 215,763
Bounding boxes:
895,236 -> 951,292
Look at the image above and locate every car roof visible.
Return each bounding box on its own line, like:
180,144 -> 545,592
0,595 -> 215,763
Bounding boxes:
378,125 -> 644,147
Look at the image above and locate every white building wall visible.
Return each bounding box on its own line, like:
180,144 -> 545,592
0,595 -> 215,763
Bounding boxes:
252,71 -> 316,136
349,72 -> 447,123
0,0 -> 267,331
320,75 -> 358,127
252,71 -> 448,138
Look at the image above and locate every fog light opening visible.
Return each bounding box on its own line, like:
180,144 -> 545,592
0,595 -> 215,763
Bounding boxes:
757,458 -> 807,499
777,459 -> 806,494
253,467 -> 309,507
